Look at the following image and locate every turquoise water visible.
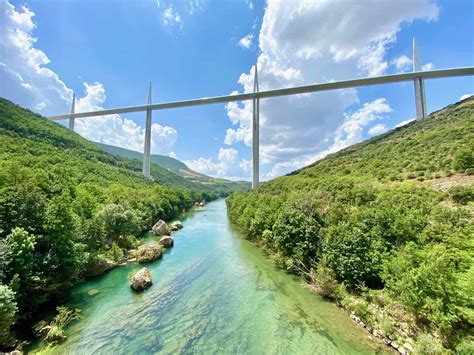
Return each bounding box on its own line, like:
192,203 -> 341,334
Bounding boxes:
33,199 -> 390,354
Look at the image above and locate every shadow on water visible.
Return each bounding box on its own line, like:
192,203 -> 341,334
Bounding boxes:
30,199 -> 392,354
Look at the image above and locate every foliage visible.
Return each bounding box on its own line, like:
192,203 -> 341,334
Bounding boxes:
0,98 -> 246,344
44,306 -> 81,344
0,284 -> 17,347
226,97 -> 474,350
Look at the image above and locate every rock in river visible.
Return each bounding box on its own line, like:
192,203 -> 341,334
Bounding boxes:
170,221 -> 183,231
137,242 -> 163,263
152,220 -> 169,235
159,235 -> 174,247
130,267 -> 153,291
88,289 -> 100,297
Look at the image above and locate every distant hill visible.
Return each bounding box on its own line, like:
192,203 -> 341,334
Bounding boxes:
97,142 -> 250,193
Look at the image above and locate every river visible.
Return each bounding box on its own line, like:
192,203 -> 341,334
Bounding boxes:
32,199 -> 390,354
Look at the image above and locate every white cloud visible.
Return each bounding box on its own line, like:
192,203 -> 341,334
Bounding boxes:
0,1 -> 178,157
0,0 -> 72,115
225,0 -> 438,178
421,62 -> 435,71
395,118 -> 416,128
246,1 -> 254,10
162,5 -> 182,28
368,123 -> 389,136
185,148 -> 251,180
460,94 -> 473,101
238,34 -> 254,49
169,151 -> 177,158
75,82 -> 177,155
392,55 -> 413,72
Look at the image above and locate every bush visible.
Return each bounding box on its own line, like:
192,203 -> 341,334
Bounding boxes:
382,243 -> 463,335
44,306 -> 81,344
0,285 -> 17,346
323,223 -> 385,289
414,333 -> 445,355
453,148 -> 474,171
313,261 -> 338,298
449,185 -> 474,205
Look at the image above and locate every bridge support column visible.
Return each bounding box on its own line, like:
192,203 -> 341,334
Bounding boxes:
68,92 -> 75,131
143,83 -> 152,178
252,64 -> 260,190
413,38 -> 427,119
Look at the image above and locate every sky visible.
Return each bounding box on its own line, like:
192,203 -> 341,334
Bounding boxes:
1,0 -> 473,181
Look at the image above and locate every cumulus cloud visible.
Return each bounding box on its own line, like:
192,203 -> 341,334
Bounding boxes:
368,123 -> 389,136
1,1 -> 178,156
460,93 -> 473,101
392,55 -> 413,72
421,62 -> 435,71
225,0 -> 438,179
75,82 -> 177,155
185,148 -> 251,180
238,34 -> 254,49
0,0 -> 71,115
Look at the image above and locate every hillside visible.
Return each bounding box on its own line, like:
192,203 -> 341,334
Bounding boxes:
0,97 -> 246,348
227,98 -> 474,352
97,142 -> 250,193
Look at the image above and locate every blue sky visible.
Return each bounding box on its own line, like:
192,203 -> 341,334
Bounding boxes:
1,0 -> 473,180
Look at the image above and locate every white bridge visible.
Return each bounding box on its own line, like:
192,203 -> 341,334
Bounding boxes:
49,39 -> 474,189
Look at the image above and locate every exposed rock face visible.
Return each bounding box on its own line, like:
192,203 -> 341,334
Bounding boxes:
152,220 -> 169,235
159,236 -> 174,248
85,257 -> 118,277
136,242 -> 163,263
130,267 -> 153,291
169,221 -> 183,231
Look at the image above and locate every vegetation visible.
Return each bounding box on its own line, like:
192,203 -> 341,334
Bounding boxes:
227,98 -> 474,352
0,98 -> 246,350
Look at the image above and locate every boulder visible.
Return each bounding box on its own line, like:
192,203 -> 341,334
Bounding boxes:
152,220 -> 169,235
159,236 -> 174,248
199,201 -> 205,207
130,267 -> 153,291
169,221 -> 183,231
136,242 -> 163,263
85,257 -> 118,277
88,289 -> 100,297
32,320 -> 49,338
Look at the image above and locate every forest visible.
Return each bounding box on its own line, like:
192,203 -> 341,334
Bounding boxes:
227,98 -> 474,353
0,98 -> 247,349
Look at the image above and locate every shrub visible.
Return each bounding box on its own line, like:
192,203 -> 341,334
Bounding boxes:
414,333 -> 445,355
453,148 -> 474,171
448,185 -> 474,205
313,261 -> 338,298
323,223 -> 385,289
44,306 -> 81,344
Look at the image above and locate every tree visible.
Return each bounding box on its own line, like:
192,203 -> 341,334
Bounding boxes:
0,284 -> 17,346
96,204 -> 140,244
5,228 -> 36,282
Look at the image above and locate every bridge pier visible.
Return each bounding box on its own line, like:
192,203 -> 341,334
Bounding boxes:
68,92 -> 75,131
252,64 -> 260,190
143,83 -> 152,178
413,38 -> 427,119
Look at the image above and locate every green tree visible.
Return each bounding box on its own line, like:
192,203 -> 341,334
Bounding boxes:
0,284 -> 17,346
96,204 -> 140,244
5,228 -> 36,282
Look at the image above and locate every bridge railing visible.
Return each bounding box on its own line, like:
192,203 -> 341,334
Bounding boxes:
49,39 -> 474,189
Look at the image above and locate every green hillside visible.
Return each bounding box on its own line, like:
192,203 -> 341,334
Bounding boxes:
97,142 -> 250,193
0,97 -> 246,347
227,98 -> 474,352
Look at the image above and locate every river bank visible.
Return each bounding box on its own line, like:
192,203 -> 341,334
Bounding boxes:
29,200 -> 391,354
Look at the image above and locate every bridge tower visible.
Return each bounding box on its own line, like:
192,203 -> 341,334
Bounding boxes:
413,38 -> 427,119
69,92 -> 75,131
143,83 -> 152,178
252,64 -> 260,190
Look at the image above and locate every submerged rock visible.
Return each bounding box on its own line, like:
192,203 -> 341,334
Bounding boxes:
137,242 -> 163,263
88,289 -> 100,297
130,267 -> 153,291
169,221 -> 183,231
159,235 -> 174,247
152,220 -> 169,235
